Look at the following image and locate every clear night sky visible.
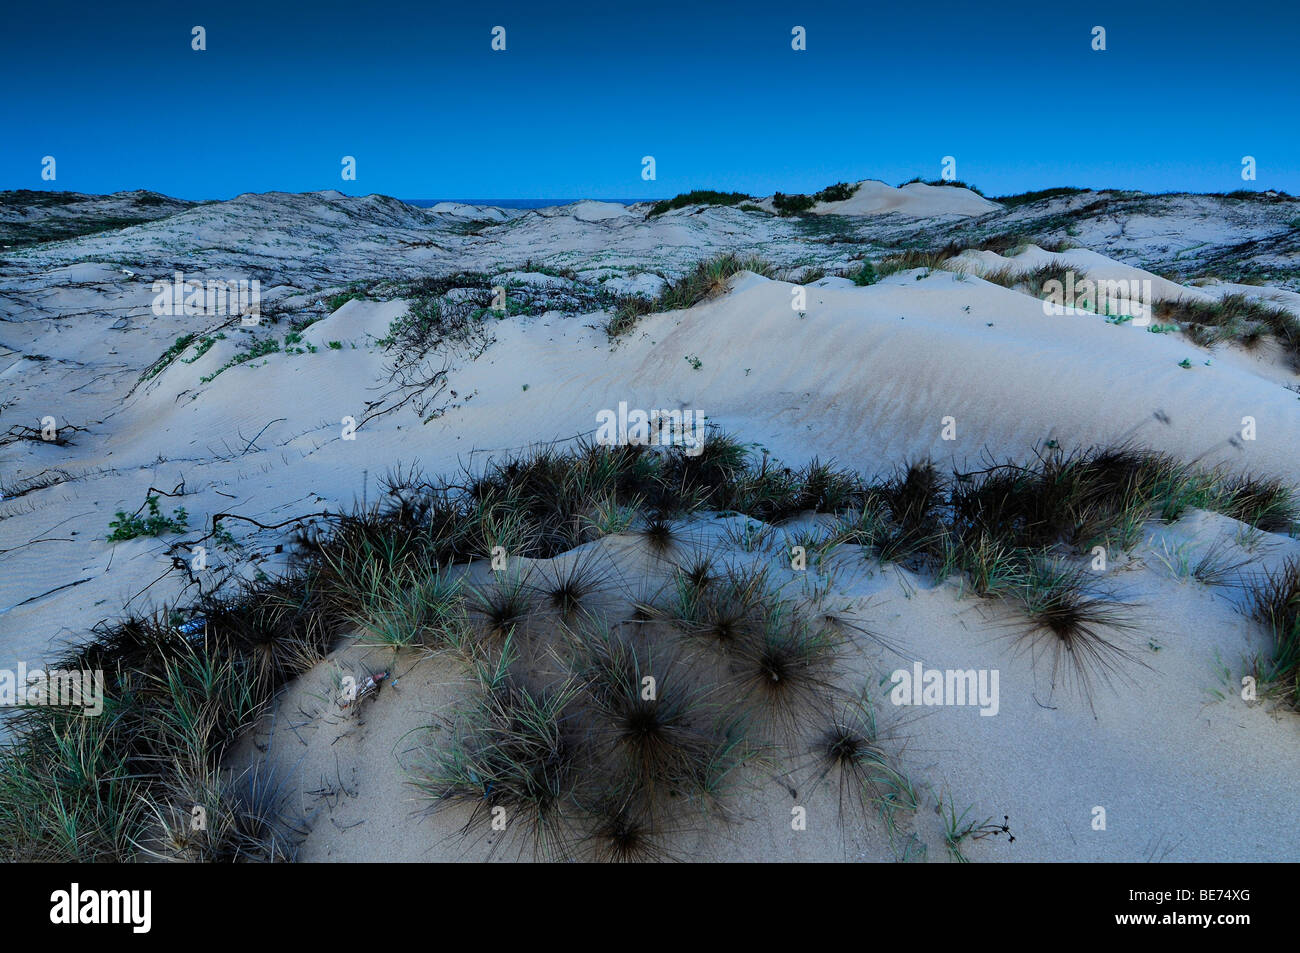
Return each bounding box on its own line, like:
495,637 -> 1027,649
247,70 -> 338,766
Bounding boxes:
2,0 -> 1296,200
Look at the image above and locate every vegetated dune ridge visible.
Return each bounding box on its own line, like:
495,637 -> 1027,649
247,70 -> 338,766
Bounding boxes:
0,182 -> 1298,862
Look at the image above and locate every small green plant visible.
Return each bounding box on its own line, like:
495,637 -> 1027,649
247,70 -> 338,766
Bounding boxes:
180,333 -> 226,363
200,337 -> 280,384
685,355 -> 702,370
849,261 -> 879,286
327,340 -> 343,350
107,496 -> 189,542
324,285 -> 368,312
139,334 -> 196,383
1178,358 -> 1193,369
938,793 -> 1013,862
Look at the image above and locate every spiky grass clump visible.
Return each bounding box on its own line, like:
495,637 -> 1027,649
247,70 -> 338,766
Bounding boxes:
674,554 -> 717,598
664,563 -> 780,652
141,764 -> 297,862
582,799 -> 679,862
466,569 -> 536,644
415,658 -> 583,860
795,458 -> 863,514
1019,262 -> 1078,300
575,636 -> 723,803
1009,558 -> 1143,706
1249,558 -> 1300,707
532,548 -> 615,621
637,509 -> 683,559
957,532 -> 1024,597
872,461 -> 946,563
729,607 -> 844,739
809,701 -> 917,826
950,445 -> 1180,555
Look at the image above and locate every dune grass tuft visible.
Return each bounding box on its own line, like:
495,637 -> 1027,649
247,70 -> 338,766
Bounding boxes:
606,253 -> 776,339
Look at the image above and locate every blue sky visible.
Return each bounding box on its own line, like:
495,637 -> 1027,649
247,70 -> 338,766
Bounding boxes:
2,0 -> 1296,200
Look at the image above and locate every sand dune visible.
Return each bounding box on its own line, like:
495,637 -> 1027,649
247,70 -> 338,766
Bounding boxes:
1,186 -> 1298,862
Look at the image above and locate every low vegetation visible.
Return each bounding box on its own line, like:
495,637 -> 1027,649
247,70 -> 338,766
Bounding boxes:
992,187 -> 1090,208
2,429 -> 1295,861
1153,293 -> 1300,369
647,191 -> 751,217
107,495 -> 189,541
606,253 -> 776,338
900,177 -> 986,197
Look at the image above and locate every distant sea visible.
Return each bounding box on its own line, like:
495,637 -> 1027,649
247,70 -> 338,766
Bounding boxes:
403,198 -> 647,209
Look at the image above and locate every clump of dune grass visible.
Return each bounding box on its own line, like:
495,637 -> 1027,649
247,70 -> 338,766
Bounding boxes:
730,609 -> 844,739
806,700 -> 917,828
875,249 -> 957,278
849,260 -> 879,286
656,562 -> 781,653
1018,262 -> 1078,300
352,565 -> 463,650
533,548 -> 616,621
1009,558 -> 1143,708
976,264 -> 1022,288
872,460 -> 947,564
658,253 -> 776,310
1215,473 -> 1297,533
637,509 -> 683,560
604,295 -> 654,338
1249,558 -> 1300,707
0,616 -> 299,862
414,651 -> 584,860
574,634 -> 724,803
605,253 -> 776,339
950,445 -> 1180,555
465,569 -> 536,649
1154,293 -> 1300,368
581,798 -> 678,862
140,763 -> 297,863
794,457 -> 863,513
